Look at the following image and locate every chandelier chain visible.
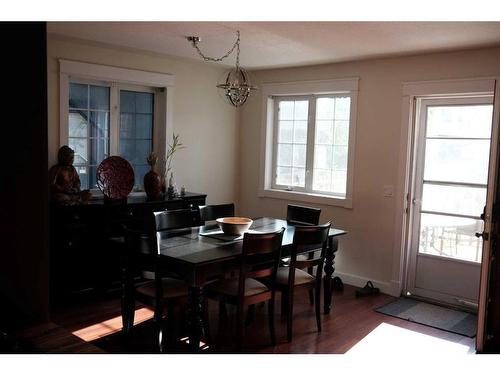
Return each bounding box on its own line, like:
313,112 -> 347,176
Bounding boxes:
191,30 -> 241,65
236,33 -> 240,68
187,29 -> 256,107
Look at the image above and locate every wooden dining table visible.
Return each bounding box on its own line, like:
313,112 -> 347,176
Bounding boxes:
145,217 -> 347,351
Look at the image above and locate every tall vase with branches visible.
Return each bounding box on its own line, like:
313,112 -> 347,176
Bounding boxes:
161,133 -> 186,194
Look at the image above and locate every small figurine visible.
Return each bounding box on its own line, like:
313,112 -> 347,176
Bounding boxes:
49,145 -> 91,206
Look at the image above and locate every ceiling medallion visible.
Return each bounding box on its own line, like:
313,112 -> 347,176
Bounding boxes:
187,30 -> 257,107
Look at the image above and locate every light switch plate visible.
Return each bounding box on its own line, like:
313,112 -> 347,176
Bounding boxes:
383,185 -> 394,197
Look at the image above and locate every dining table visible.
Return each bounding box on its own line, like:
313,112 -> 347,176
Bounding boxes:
131,217 -> 347,351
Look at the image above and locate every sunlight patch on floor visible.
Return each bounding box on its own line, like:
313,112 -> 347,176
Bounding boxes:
346,322 -> 473,355
71,307 -> 154,342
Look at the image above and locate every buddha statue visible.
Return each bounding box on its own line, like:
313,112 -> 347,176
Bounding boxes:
49,145 -> 92,206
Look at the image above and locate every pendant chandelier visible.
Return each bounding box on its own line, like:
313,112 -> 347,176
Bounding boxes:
187,30 -> 257,107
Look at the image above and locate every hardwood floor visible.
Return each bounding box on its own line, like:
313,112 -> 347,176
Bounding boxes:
16,284 -> 475,354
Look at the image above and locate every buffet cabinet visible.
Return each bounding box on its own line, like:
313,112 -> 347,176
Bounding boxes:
50,192 -> 206,306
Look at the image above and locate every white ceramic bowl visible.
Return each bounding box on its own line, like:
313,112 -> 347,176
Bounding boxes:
216,217 -> 253,236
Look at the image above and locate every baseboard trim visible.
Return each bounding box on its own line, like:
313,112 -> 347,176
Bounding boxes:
334,272 -> 402,297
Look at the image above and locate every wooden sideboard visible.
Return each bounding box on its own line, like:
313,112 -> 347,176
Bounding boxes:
49,192 -> 206,306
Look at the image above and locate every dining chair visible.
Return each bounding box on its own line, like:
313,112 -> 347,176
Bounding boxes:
284,204 -> 322,304
198,203 -> 235,224
121,208 -> 199,351
286,204 -> 321,226
204,228 -> 285,347
198,203 -> 237,314
275,222 -> 331,342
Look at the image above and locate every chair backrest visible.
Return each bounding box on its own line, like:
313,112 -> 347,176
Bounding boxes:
153,208 -> 199,232
152,208 -> 200,253
121,220 -> 157,276
286,204 -> 321,226
122,221 -> 152,254
237,228 -> 285,298
288,222 -> 331,282
199,203 -> 235,223
123,208 -> 198,257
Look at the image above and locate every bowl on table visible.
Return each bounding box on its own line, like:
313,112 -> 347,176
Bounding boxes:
216,217 -> 253,236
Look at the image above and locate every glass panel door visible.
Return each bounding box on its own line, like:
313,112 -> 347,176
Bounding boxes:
418,104 -> 493,263
407,95 -> 494,310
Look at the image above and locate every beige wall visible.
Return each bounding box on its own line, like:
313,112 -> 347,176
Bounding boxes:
47,35 -> 500,295
47,35 -> 239,205
240,47 -> 500,294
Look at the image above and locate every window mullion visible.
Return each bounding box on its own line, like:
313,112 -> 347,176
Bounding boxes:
305,96 -> 316,192
110,83 -> 119,156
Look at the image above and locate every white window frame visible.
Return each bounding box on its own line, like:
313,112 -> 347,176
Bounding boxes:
59,59 -> 175,192
259,78 -> 359,208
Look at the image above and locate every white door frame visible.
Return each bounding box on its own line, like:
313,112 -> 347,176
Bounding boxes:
393,78 -> 499,349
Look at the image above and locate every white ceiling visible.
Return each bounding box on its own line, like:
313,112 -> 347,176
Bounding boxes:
47,22 -> 500,70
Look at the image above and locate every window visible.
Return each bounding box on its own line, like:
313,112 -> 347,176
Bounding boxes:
260,78 -> 358,208
273,95 -> 351,196
274,99 -> 308,188
67,82 -> 155,190
60,60 -> 175,192
68,83 -> 110,189
119,90 -> 154,185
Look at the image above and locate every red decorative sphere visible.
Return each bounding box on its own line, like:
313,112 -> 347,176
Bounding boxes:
96,156 -> 134,200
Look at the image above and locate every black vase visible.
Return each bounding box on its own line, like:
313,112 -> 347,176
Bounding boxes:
143,169 -> 162,201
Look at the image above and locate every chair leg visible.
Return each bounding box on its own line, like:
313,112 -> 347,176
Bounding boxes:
308,290 -> 314,305
219,300 -> 228,321
154,306 -> 165,352
281,291 -> 289,318
155,319 -> 165,353
307,252 -> 314,281
121,292 -> 135,336
315,287 -> 322,333
245,304 -> 255,327
236,305 -> 245,348
268,295 -> 276,346
203,298 -> 212,345
166,302 -> 176,348
287,289 -> 294,342
121,267 -> 135,336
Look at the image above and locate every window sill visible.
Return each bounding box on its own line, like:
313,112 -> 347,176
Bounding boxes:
258,188 -> 352,208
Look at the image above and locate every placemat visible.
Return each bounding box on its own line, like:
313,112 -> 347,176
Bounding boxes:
200,230 -> 243,242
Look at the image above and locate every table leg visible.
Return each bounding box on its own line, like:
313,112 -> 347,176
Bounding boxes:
188,285 -> 205,352
120,260 -> 135,336
323,236 -> 338,314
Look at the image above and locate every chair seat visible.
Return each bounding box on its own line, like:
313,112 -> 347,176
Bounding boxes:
136,277 -> 189,299
206,278 -> 269,297
276,267 -> 315,286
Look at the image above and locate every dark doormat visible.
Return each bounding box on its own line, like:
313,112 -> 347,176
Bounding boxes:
375,298 -> 477,337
